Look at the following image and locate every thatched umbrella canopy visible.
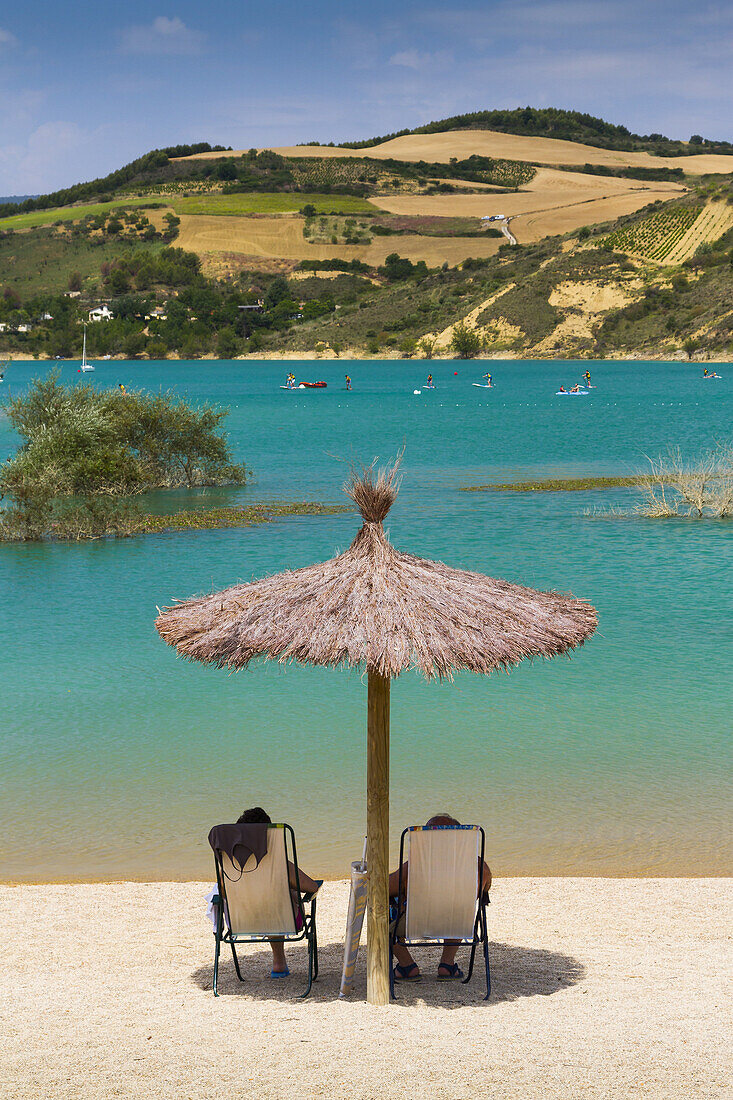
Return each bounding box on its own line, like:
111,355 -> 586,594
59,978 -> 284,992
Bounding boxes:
155,461 -> 597,1004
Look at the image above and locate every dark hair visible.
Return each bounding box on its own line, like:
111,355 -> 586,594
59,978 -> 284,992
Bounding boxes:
425,813 -> 460,828
237,807 -> 271,824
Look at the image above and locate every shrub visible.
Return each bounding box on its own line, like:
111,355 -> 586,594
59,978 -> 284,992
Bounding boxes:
450,321 -> 482,359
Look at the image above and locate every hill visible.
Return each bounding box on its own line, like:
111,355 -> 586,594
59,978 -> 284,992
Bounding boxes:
334,107 -> 733,156
1,110 -> 732,364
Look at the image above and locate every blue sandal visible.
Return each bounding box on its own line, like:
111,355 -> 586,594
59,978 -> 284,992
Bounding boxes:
437,963 -> 464,981
270,968 -> 290,979
393,962 -> 422,982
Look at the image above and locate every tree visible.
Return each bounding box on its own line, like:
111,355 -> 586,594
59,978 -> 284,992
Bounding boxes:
215,160 -> 237,181
147,338 -> 167,360
162,212 -> 181,241
123,331 -> 147,358
683,337 -> 699,359
450,321 -> 481,359
264,276 -> 291,309
689,134 -> 703,145
68,272 -> 82,293
300,204 -> 317,217
109,267 -> 130,293
216,327 -> 238,359
0,372 -> 247,541
417,335 -> 437,359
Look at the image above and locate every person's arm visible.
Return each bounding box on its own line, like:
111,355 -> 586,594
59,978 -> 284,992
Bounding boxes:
479,860 -> 492,897
287,862 -> 321,894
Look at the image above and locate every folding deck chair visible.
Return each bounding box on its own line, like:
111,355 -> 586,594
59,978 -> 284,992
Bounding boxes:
389,824 -> 491,1000
208,822 -> 320,997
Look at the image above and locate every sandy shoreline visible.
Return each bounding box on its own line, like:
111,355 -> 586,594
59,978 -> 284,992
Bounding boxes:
1,878 -> 730,1099
3,350 -> 733,363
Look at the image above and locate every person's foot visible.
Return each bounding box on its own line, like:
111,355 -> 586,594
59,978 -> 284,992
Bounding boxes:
437,962 -> 464,981
393,962 -> 422,982
270,967 -> 290,979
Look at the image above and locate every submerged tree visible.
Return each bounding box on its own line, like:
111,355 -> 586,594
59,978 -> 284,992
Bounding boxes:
634,444 -> 733,518
0,371 -> 248,540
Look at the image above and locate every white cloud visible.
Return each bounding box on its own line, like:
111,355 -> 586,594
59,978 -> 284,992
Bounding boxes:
0,121 -> 96,194
0,27 -> 18,47
389,48 -> 453,70
120,16 -> 204,56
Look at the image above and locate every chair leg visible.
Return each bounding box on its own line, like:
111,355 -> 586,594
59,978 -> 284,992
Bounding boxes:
463,940 -> 478,985
300,934 -> 315,998
389,934 -> 397,1000
481,908 -> 491,1001
312,925 -> 319,981
230,941 -> 244,982
213,931 -> 221,997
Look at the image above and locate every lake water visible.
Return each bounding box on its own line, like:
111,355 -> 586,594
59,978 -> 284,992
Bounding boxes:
1,358 -> 731,881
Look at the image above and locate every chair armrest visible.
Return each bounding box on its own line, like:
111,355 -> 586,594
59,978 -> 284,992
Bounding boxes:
300,880 -> 324,903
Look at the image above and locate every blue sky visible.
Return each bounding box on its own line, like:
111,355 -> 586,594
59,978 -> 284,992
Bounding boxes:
1,0 -> 732,194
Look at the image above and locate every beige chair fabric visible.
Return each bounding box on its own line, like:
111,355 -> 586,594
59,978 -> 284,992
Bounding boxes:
220,827 -> 297,936
404,827 -> 480,941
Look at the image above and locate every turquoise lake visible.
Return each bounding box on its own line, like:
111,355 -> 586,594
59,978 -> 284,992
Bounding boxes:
0,358 -> 731,880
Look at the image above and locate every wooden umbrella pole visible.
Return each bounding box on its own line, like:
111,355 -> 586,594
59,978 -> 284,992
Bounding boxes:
366,669 -> 391,1006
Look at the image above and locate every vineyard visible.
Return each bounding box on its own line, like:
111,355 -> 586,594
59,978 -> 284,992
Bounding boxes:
597,205 -> 702,261
292,156 -> 535,192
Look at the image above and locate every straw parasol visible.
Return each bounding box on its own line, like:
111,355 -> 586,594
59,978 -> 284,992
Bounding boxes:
155,459 -> 597,1004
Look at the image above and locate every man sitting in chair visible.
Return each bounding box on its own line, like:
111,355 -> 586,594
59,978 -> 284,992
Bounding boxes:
389,813 -> 491,982
237,807 -> 322,978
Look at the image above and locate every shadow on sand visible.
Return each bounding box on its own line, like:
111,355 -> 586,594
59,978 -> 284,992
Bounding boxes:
191,938 -> 585,1006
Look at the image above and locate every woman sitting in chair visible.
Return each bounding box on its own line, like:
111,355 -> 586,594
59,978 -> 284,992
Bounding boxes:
236,807 -> 322,978
389,813 -> 491,983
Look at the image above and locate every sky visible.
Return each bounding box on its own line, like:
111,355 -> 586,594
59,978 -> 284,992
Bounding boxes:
1,0 -> 732,195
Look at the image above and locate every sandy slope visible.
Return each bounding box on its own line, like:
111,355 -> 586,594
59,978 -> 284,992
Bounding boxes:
177,131 -> 733,175
1,879 -> 729,1100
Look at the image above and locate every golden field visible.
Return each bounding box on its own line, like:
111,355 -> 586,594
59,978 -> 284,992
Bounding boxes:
177,129 -> 733,175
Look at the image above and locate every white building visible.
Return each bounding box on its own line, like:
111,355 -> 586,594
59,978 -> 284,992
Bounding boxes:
89,305 -> 114,322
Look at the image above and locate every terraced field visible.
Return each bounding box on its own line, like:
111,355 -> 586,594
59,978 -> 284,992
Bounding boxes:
597,202 -> 733,263
663,202 -> 733,263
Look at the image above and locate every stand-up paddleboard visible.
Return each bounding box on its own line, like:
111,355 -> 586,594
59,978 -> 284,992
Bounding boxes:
280,386 -> 297,390
472,383 -> 493,388
556,390 -> 589,396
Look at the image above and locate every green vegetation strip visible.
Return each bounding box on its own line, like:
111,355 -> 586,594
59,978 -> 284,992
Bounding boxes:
172,192 -> 378,216
138,502 -> 349,534
0,197 -> 157,231
462,477 -> 640,492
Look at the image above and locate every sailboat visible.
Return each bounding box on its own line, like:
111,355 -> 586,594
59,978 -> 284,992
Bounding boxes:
79,324 -> 95,373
